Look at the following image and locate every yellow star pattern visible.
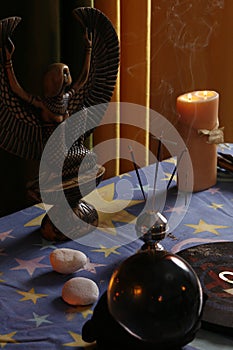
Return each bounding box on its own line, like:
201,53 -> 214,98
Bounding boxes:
0,272 -> 4,283
24,204 -> 52,227
34,203 -> 52,211
63,331 -> 95,348
65,306 -> 93,321
162,172 -> 177,182
185,219 -> 229,235
224,288 -> 233,296
84,183 -> 143,234
80,309 -> 93,319
0,331 -> 17,348
208,202 -> 224,210
91,245 -> 121,258
118,173 -> 131,178
17,288 -> 48,304
24,213 -> 46,227
164,157 -> 176,164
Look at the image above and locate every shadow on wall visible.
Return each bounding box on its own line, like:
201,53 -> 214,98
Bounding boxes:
0,150 -> 40,217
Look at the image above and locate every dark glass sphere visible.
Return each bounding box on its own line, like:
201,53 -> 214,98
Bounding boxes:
107,249 -> 203,346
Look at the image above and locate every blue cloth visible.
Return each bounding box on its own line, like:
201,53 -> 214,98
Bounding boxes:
0,144 -> 233,349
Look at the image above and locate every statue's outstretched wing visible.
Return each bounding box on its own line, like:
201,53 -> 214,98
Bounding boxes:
0,16 -> 21,61
69,7 -> 120,136
0,17 -> 55,160
0,69 -> 42,160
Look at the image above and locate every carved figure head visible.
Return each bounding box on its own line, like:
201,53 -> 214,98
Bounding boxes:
43,63 -> 72,98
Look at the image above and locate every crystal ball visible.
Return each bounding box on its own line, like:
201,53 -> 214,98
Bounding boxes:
107,249 -> 203,346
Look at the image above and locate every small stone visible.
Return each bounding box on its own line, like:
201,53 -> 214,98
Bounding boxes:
62,277 -> 99,305
50,248 -> 87,274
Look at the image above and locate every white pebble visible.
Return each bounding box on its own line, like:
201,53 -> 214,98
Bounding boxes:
62,277 -> 99,305
50,248 -> 87,274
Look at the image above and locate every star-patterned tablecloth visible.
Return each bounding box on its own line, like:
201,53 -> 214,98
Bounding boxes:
0,144 -> 233,349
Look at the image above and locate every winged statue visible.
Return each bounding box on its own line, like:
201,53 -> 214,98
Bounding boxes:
0,7 -> 120,180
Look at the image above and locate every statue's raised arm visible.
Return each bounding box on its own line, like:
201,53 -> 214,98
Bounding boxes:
71,26 -> 92,92
4,35 -> 40,106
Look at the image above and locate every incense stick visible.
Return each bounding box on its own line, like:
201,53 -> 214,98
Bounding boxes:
128,145 -> 146,200
152,138 -> 162,211
167,149 -> 186,190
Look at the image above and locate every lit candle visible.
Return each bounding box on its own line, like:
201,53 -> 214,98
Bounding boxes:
176,90 -> 220,192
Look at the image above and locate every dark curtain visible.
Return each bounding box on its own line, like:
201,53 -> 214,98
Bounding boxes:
0,0 -> 93,216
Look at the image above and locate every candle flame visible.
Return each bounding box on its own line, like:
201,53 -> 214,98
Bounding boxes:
158,295 -> 163,302
188,93 -> 192,101
204,91 -> 208,99
133,285 -> 142,296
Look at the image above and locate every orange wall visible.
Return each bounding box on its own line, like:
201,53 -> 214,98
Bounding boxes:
150,0 -> 232,141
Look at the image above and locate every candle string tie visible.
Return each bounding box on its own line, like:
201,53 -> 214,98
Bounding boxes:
197,126 -> 224,144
